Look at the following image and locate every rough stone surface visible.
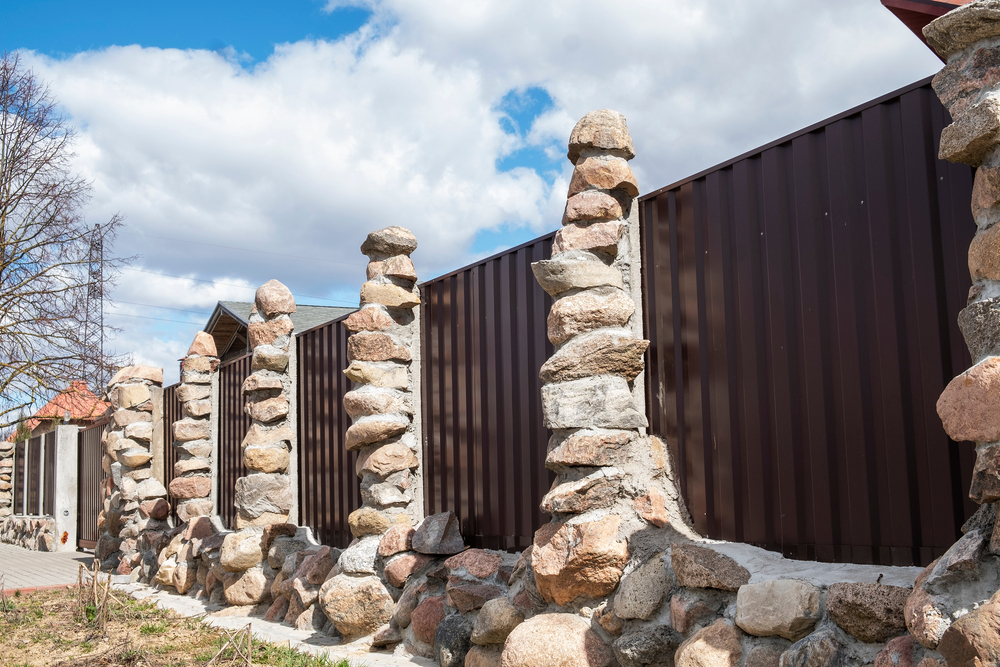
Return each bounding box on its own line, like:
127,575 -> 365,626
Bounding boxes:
242,375 -> 284,394
318,573 -> 394,638
168,475 -> 213,499
745,647 -> 784,667
435,613 -> 475,667
563,191 -> 625,224
973,443 -> 1000,504
340,536 -> 381,575
385,553 -> 434,587
940,96 -> 1000,167
368,254 -> 418,282
467,645 -> 504,667
173,456 -> 211,475
174,419 -> 211,442
135,478 -> 167,500
546,430 -> 631,470
344,389 -> 412,419
362,226 -> 418,258
447,582 -> 502,613
567,109 -> 635,163
343,307 -> 396,333
413,511 -> 465,555
220,530 -> 265,572
568,156 -> 639,198
255,280 -> 296,317
345,419 -> 408,450
241,424 -> 294,448
547,287 -> 635,345
248,318 -> 295,348
960,298 -> 1000,362
348,333 -> 411,363
671,592 -> 717,635
349,507 -> 393,537
344,361 -> 409,389
118,448 -> 153,468
675,620 -> 742,667
614,553 -> 671,620
633,487 -> 670,528
672,545 -> 750,591
445,549 -> 502,579
612,626 -> 682,667
542,376 -> 647,430
938,594 -> 1000,667
735,580 -> 820,642
234,474 -> 293,518
412,595 -> 447,645
531,514 -> 628,605
539,331 -> 649,383
243,445 -> 289,473
360,282 -> 421,309
970,223 -> 1000,281
874,635 -> 923,667
532,251 -> 623,297
379,523 -> 415,557
358,442 -> 419,478
937,357 -> 1000,442
502,613 -> 614,667
111,365 -> 163,385
540,472 -> 621,515
140,499 -> 170,521
552,221 -> 625,257
223,567 -> 270,606
925,1 -> 1000,61
471,597 -> 524,646
779,627 -> 846,667
826,581 -> 910,643
245,396 -> 289,423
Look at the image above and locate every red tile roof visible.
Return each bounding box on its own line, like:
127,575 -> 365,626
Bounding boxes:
17,381 -> 110,436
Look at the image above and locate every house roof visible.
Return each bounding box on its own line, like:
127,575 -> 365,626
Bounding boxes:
204,301 -> 356,359
14,381 -> 109,438
881,0 -> 970,57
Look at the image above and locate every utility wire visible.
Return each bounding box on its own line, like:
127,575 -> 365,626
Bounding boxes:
114,300 -> 211,315
120,267 -> 359,307
119,230 -> 365,268
106,312 -> 205,325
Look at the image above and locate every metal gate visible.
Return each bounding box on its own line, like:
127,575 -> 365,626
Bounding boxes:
77,420 -> 108,549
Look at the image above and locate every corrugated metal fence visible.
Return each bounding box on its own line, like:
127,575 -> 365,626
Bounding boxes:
218,354 -> 251,529
77,420 -> 108,549
639,77 -> 976,566
297,318 -> 360,548
420,236 -> 556,551
162,382 -> 182,524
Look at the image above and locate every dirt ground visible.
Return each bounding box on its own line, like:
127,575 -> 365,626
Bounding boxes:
0,584 -> 344,667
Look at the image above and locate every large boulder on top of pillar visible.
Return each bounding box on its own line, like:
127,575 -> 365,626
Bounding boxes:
255,279 -> 296,317
501,613 -> 615,667
361,226 -> 418,257
924,1 -> 1000,62
531,514 -> 628,606
937,357 -> 1000,442
567,109 -> 635,163
188,331 -> 218,357
110,364 -> 164,385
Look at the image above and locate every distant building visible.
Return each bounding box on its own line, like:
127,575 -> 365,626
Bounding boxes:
203,301 -> 356,362
11,381 -> 110,440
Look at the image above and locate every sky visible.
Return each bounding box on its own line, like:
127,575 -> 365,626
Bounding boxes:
1,0 -> 944,386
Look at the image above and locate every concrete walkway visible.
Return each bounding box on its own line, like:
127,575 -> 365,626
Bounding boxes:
0,543 -> 94,592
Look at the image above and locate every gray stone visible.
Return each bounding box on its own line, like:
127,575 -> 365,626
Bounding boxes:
361,479 -> 410,506
251,345 -> 289,372
177,383 -> 210,402
613,626 -> 682,667
340,535 -> 381,575
221,529 -> 266,572
532,250 -> 623,297
960,297 -> 1000,362
826,582 -> 910,643
118,447 -> 152,468
268,537 -> 309,569
778,627 -> 846,667
435,612 -> 474,667
318,573 -> 394,638
234,474 -> 293,518
672,544 -> 750,592
539,330 -> 648,383
924,1 -> 1000,61
124,421 -> 153,441
541,376 -> 647,430
471,597 -> 524,645
736,580 -> 821,642
615,553 -> 672,620
939,96 -> 1000,166
412,511 -> 465,555
135,478 -> 167,500
223,566 -> 271,605
362,226 -> 418,258
540,470 -> 622,515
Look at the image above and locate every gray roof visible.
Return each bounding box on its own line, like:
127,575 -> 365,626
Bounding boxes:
216,301 -> 356,334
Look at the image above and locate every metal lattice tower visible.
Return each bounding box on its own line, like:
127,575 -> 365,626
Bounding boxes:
83,223 -> 105,390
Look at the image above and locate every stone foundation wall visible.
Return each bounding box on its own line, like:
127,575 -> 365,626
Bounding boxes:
0,516 -> 56,551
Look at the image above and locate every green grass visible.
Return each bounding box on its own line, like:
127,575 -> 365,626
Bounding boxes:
139,620 -> 169,635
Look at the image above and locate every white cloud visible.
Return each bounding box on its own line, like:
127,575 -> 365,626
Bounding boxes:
20,0 -> 944,382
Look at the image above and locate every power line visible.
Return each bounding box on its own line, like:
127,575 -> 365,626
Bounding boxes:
106,312 -> 203,325
114,300 -> 212,316
119,230 -> 366,268
120,267 -> 359,307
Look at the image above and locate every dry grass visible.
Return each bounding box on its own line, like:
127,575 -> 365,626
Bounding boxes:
0,581 -> 346,667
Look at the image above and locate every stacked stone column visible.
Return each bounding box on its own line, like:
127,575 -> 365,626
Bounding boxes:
318,226 -> 422,640
524,110 -> 687,609
0,440 -> 11,518
167,331 -> 218,523
237,279 -> 297,528
98,365 -> 168,576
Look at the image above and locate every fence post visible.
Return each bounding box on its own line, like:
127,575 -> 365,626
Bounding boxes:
0,439 -> 11,519
53,424 -> 79,552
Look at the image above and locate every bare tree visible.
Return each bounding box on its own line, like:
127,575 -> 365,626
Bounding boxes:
0,52 -> 131,430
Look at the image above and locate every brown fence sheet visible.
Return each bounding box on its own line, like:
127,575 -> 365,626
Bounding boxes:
162,382 -> 182,524
639,77 -> 977,566
78,420 -> 109,549
218,354 -> 251,529
420,236 -> 556,551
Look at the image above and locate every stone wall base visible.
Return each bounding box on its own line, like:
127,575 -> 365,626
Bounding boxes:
1,516 -> 56,552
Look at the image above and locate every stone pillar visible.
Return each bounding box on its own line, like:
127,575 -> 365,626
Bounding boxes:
0,438 -> 12,519
53,423 -> 79,552
98,364 -> 168,577
525,110 -> 688,608
167,331 -> 219,523
237,279 -> 297,528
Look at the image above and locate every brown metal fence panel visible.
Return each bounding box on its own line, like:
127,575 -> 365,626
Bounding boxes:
13,441 -> 25,514
640,77 -> 977,567
420,236 -> 556,551
218,354 -> 251,529
78,420 -> 109,549
43,431 -> 55,516
297,318 -> 360,548
27,435 -> 41,515
162,382 -> 182,524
